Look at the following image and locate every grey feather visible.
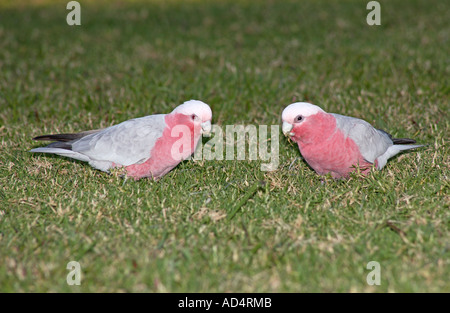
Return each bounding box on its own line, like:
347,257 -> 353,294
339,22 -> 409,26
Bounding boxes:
331,114 -> 392,163
376,128 -> 417,144
331,113 -> 424,169
33,130 -> 102,142
376,144 -> 425,169
29,147 -> 91,162
30,114 -> 167,171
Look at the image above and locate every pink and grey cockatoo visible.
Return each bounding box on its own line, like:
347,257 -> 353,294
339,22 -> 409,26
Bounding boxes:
281,102 -> 424,178
30,100 -> 212,180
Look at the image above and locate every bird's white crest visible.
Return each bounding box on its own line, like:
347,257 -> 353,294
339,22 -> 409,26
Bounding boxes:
172,100 -> 212,121
281,102 -> 325,122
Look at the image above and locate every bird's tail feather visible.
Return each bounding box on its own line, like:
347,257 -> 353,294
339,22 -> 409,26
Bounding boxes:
392,138 -> 417,145
29,147 -> 90,162
33,129 -> 101,142
393,144 -> 425,151
32,129 -> 101,152
376,144 -> 425,170
45,141 -> 73,150
377,129 -> 419,145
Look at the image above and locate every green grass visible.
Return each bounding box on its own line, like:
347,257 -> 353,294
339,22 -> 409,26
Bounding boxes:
0,0 -> 449,292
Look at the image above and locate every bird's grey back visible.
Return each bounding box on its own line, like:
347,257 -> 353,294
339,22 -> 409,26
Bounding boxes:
71,114 -> 167,166
331,113 -> 392,163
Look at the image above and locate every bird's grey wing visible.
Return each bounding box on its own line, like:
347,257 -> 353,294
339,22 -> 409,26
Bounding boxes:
331,113 -> 392,163
72,114 -> 166,166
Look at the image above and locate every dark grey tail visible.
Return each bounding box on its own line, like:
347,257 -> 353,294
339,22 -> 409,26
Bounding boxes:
32,130 -> 101,150
33,129 -> 100,142
377,128 -> 417,145
392,138 -> 417,144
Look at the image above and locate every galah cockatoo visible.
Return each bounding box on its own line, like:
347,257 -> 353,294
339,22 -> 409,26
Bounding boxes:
281,102 -> 424,178
30,100 -> 212,180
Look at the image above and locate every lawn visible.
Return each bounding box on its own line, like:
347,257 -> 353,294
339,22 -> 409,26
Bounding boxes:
0,0 -> 448,292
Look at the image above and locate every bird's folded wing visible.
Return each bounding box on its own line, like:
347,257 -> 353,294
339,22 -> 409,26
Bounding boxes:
72,114 -> 167,166
332,114 -> 392,163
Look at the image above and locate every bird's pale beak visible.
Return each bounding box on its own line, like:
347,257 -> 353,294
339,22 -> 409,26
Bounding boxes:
282,122 -> 294,137
201,120 -> 212,135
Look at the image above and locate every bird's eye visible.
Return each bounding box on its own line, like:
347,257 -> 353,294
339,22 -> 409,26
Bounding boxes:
295,115 -> 303,122
191,114 -> 197,120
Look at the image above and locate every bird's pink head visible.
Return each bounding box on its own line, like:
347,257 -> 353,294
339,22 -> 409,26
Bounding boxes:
281,102 -> 330,143
171,100 -> 213,134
